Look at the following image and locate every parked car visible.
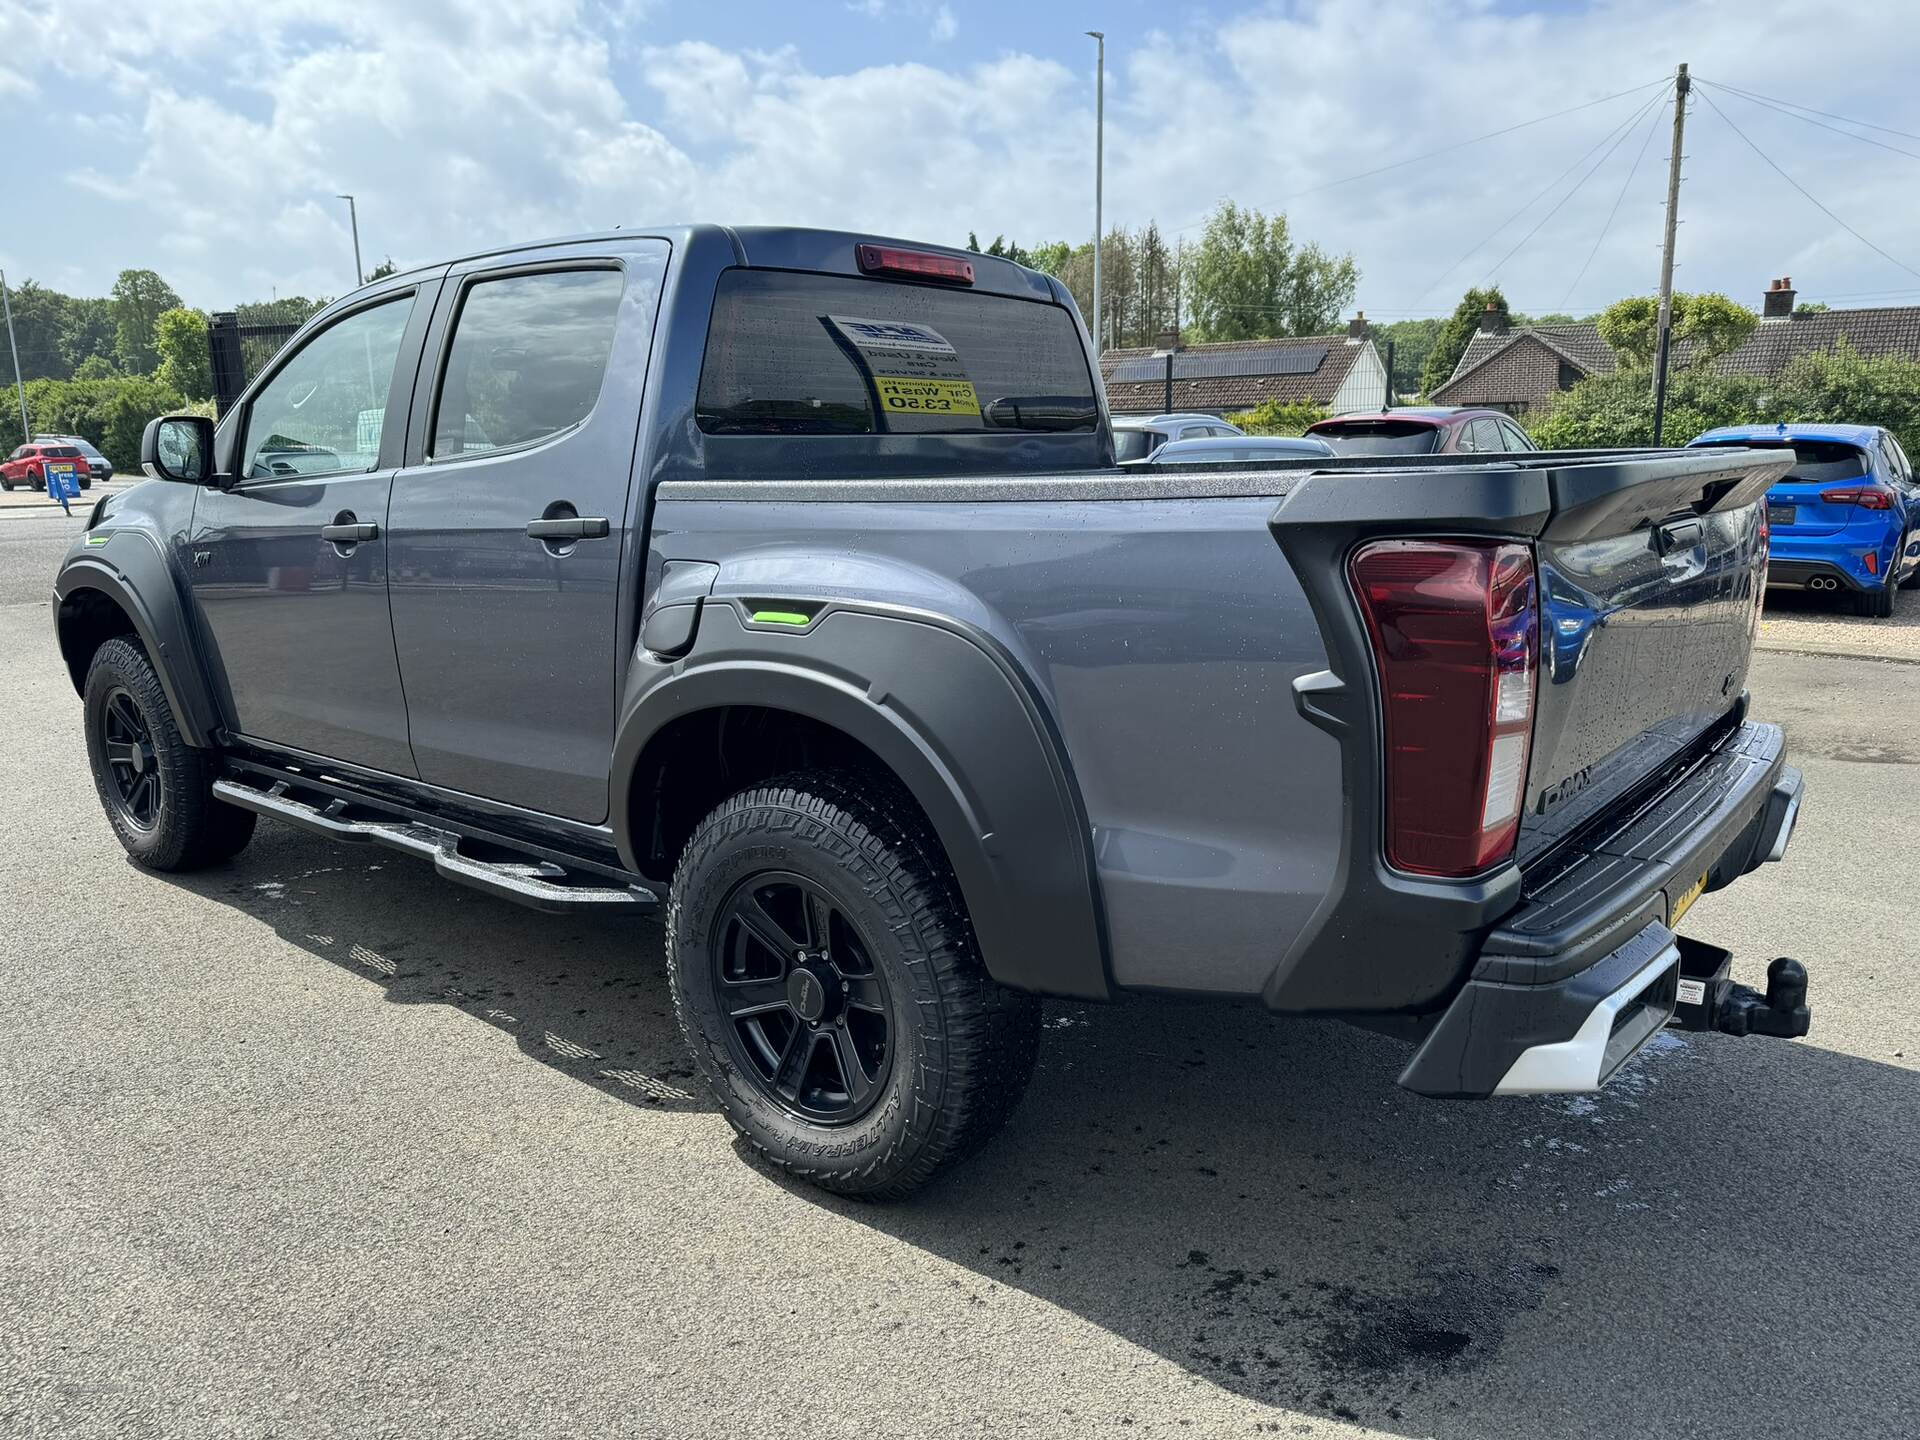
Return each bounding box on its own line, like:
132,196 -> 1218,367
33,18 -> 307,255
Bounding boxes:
33,434 -> 113,485
1689,423 -> 1919,618
57,226 -> 1810,1199
1111,412 -> 1243,462
1139,434 -> 1335,465
2,442 -> 92,492
1307,407 -> 1537,456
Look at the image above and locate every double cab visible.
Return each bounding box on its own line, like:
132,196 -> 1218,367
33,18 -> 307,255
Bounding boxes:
57,227 -> 1811,1197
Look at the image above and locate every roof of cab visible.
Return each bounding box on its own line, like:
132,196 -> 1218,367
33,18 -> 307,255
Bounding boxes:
347,224 -> 1058,305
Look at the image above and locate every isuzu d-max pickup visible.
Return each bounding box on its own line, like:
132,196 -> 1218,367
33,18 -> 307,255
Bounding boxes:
55,226 -> 1810,1196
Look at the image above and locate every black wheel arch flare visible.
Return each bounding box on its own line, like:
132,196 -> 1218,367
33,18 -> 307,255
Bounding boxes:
612,600 -> 1113,1002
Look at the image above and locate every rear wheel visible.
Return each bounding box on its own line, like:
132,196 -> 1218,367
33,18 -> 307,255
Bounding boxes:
0,478 -> 12,492
668,769 -> 1041,1199
83,637 -> 256,870
1857,579 -> 1898,618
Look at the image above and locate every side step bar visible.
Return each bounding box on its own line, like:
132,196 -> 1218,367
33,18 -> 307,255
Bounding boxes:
211,777 -> 656,915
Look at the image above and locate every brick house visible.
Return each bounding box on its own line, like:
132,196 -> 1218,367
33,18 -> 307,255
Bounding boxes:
1100,314 -> 1389,417
1430,279 -> 1920,414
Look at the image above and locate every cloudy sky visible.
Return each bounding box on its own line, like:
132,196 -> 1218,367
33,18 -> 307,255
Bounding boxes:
5,0 -> 1919,319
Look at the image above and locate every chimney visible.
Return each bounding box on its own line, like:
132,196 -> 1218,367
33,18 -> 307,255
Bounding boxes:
1154,326 -> 1183,352
1347,310 -> 1370,340
1478,301 -> 1507,334
1763,276 -> 1797,319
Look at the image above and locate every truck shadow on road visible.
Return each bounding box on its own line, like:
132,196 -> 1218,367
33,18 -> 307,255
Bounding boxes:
167,826 -> 1916,1439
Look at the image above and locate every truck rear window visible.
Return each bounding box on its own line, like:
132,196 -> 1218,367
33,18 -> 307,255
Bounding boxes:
1309,421 -> 1440,456
697,269 -> 1096,436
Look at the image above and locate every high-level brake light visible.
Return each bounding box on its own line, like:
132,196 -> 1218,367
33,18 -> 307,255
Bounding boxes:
1349,539 -> 1540,878
854,244 -> 975,285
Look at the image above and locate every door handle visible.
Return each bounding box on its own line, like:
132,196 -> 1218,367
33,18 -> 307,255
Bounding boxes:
526,516 -> 610,541
320,522 -> 379,543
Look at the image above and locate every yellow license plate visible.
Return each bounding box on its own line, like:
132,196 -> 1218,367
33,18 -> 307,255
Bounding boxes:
1669,871 -> 1709,926
873,376 -> 980,416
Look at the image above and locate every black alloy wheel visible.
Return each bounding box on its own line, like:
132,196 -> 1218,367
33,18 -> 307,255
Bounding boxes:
101,685 -> 161,829
710,871 -> 892,1124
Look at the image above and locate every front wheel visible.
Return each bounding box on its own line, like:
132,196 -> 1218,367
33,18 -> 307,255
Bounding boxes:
83,637 -> 256,870
668,770 -> 1041,1199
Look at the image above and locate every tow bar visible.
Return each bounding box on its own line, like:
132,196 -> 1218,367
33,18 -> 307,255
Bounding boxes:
1670,936 -> 1811,1039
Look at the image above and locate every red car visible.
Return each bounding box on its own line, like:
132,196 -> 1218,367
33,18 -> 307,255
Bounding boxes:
2,442 -> 94,492
1307,406 -> 1538,456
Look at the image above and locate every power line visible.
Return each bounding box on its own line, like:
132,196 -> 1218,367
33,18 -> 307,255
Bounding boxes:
1694,83 -> 1920,283
1698,79 -> 1920,165
1168,74 -> 1672,235
1410,88 -> 1667,303
1692,76 -> 1920,146
1483,89 -> 1669,287
1561,92 -> 1667,306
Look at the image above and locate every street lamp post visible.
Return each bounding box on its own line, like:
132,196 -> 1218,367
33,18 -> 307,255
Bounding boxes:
1,270 -> 28,448
1085,30 -> 1104,356
337,194 -> 365,287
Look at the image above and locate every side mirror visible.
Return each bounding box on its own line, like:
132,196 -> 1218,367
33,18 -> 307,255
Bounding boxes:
141,414 -> 215,485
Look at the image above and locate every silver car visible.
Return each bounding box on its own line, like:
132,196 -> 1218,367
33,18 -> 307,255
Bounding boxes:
1111,412 -> 1243,463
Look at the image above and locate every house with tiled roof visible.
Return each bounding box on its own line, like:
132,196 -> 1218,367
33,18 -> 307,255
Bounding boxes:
1430,279 -> 1920,413
1100,314 -> 1388,417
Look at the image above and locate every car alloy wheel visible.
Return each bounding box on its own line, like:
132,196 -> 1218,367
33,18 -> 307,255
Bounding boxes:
708,870 -> 893,1124
100,685 -> 162,829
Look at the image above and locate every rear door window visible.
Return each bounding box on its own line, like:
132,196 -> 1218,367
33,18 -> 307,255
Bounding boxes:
697,269 -> 1096,436
431,268 -> 625,459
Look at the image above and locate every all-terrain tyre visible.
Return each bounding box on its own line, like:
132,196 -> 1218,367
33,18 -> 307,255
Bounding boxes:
668,769 -> 1042,1199
82,636 -> 256,870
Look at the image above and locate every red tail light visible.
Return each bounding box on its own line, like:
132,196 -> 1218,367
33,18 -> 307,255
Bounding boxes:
854,244 -> 975,285
1820,485 -> 1894,509
1349,539 -> 1539,877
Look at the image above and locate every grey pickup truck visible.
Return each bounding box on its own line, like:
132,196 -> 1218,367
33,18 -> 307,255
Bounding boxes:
56,227 -> 1812,1197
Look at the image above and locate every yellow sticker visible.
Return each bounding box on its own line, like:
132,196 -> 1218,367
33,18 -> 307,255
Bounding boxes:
1669,870 -> 1709,927
873,376 -> 981,417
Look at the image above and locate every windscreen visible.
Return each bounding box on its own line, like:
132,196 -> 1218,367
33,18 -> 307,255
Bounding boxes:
697,269 -> 1097,436
1692,439 -> 1869,483
1310,421 -> 1441,456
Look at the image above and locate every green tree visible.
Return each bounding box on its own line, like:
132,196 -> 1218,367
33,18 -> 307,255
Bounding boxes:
1225,398 -> 1330,435
366,257 -> 398,281
1596,292 -> 1757,368
153,308 -> 214,401
1372,317 -> 1443,398
1795,300 -> 1831,314
1526,366 -> 1775,448
61,296 -> 117,374
235,296 -> 329,328
1185,201 -> 1358,342
1025,241 -> 1072,276
73,355 -> 120,380
0,374 -> 188,466
1419,288 -> 1510,397
1774,340 -> 1920,455
110,268 -> 183,374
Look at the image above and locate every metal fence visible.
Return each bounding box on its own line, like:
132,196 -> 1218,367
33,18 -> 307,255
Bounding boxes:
207,313 -> 301,418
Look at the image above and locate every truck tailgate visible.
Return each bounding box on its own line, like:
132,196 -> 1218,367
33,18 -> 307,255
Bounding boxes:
1518,452 -> 1789,864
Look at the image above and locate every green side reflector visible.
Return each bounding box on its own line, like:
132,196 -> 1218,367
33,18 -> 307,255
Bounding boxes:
752,610 -> 812,627
84,532 -> 111,547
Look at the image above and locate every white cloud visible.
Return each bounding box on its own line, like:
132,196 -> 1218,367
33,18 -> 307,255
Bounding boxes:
5,0 -> 1919,316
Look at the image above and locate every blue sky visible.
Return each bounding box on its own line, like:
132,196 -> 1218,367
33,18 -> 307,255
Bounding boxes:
5,0 -> 1920,321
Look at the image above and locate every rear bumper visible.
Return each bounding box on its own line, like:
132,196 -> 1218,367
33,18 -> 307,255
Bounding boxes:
1766,558 -> 1870,592
1399,719 -> 1802,1098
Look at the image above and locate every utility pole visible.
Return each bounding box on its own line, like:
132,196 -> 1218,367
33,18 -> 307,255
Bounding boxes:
1651,64 -> 1689,446
1,270 -> 28,447
1086,31 -> 1104,355
337,194 -> 365,286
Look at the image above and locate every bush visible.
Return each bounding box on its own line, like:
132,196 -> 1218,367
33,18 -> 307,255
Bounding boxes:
1526,366 -> 1776,448
0,375 -> 189,470
1227,398 -> 1330,435
1774,341 -> 1920,457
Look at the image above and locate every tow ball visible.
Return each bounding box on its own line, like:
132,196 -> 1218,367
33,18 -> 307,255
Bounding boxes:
1670,938 -> 1811,1040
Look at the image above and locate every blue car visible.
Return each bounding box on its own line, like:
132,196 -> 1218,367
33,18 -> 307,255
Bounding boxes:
1689,422 -> 1920,617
